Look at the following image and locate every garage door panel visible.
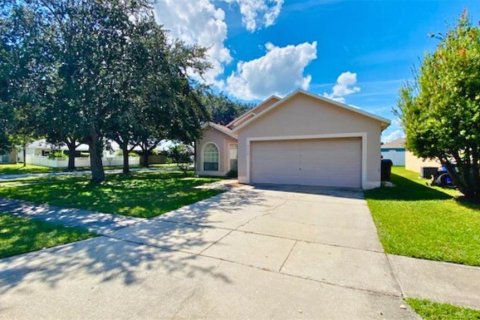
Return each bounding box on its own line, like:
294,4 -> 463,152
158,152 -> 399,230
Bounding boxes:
250,138 -> 362,188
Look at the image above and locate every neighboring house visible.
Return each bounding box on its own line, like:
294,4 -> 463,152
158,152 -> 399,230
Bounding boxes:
0,149 -> 17,164
196,89 -> 390,190
381,138 -> 405,166
405,151 -> 440,175
18,139 -> 141,168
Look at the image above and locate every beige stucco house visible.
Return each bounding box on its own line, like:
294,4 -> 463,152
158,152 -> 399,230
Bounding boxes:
195,90 -> 390,190
405,151 -> 440,174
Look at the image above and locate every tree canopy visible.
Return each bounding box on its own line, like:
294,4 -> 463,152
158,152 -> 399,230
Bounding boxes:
397,14 -> 480,201
1,0 -> 209,181
203,93 -> 251,126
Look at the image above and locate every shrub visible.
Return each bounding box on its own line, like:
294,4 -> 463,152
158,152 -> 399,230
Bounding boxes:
226,169 -> 238,178
48,151 -> 67,159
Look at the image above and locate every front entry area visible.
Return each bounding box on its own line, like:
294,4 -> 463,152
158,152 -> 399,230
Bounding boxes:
250,137 -> 362,188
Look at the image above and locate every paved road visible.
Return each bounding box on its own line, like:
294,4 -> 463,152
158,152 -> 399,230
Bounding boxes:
0,185 -> 421,319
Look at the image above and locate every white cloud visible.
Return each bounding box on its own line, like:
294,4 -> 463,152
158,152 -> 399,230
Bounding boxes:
154,0 -> 231,84
382,129 -> 405,143
324,71 -> 361,103
382,118 -> 405,143
225,0 -> 284,32
226,42 -> 317,100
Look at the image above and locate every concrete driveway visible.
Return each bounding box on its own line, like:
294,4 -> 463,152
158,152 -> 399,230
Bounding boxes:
0,186 -> 418,319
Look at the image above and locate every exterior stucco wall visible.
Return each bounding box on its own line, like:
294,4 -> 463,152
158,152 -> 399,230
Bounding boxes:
236,94 -> 384,189
195,127 -> 237,177
405,151 -> 440,174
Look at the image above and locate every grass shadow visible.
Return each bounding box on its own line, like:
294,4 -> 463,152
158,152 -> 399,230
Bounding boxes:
0,213 -> 93,259
454,196 -> 480,211
366,172 -> 452,201
0,171 -> 223,219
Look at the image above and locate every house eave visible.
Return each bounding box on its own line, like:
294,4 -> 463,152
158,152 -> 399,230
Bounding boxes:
202,122 -> 238,140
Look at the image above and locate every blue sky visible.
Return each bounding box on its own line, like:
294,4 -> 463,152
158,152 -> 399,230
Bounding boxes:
154,0 -> 480,141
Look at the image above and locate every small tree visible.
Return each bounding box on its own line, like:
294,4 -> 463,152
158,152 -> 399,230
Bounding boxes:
398,14 -> 480,201
168,144 -> 193,174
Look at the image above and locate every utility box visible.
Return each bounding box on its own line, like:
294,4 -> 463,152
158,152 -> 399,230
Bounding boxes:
421,167 -> 438,179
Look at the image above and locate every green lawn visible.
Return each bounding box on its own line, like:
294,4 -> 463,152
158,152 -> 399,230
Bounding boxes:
0,171 -> 222,218
0,213 -> 94,258
0,164 -> 55,175
365,167 -> 480,266
407,298 -> 480,320
0,163 -> 184,176
0,163 -> 147,176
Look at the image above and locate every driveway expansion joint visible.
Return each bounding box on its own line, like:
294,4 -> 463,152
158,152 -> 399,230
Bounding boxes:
386,253 -> 406,298
107,231 -> 404,299
278,240 -> 297,273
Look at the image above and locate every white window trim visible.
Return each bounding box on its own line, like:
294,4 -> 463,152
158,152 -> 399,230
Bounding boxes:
201,142 -> 220,172
243,132 -> 373,189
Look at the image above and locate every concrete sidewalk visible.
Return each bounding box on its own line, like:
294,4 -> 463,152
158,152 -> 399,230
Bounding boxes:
388,254 -> 480,309
0,198 -> 144,235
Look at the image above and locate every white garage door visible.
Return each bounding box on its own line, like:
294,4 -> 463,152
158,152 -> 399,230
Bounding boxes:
250,138 -> 362,188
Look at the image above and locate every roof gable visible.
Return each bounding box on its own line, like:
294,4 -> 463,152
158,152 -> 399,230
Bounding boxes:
227,95 -> 281,129
231,89 -> 390,133
202,122 -> 237,139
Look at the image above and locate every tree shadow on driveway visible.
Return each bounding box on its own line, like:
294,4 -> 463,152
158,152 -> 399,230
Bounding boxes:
0,188 -> 268,296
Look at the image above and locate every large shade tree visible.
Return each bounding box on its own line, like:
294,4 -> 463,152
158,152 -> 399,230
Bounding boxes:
109,18 -> 209,171
398,14 -> 480,201
0,3 -> 46,164
3,0 -> 209,181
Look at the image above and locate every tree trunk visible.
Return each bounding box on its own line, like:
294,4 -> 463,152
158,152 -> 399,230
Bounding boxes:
471,150 -> 480,200
22,144 -> 26,167
141,145 -> 149,167
122,143 -> 130,174
66,142 -> 76,171
88,136 -> 105,183
193,142 -> 197,174
445,160 -> 480,202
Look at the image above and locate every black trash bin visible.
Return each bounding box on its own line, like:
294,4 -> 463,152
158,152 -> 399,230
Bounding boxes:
381,159 -> 393,181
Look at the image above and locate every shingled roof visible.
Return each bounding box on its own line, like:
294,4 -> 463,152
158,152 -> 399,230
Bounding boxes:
381,138 -> 405,149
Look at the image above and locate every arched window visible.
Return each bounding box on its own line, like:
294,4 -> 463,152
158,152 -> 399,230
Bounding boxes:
203,143 -> 219,171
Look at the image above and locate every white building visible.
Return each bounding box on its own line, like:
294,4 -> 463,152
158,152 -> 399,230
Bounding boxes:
17,139 -> 140,168
381,138 -> 405,166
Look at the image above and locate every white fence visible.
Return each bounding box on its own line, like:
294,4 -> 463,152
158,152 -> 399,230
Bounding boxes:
26,155 -> 139,168
381,150 -> 405,166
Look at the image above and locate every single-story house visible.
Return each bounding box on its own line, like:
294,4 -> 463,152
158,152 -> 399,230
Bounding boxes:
381,138 -> 405,166
405,151 -> 440,175
0,149 -> 17,164
195,89 -> 390,190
